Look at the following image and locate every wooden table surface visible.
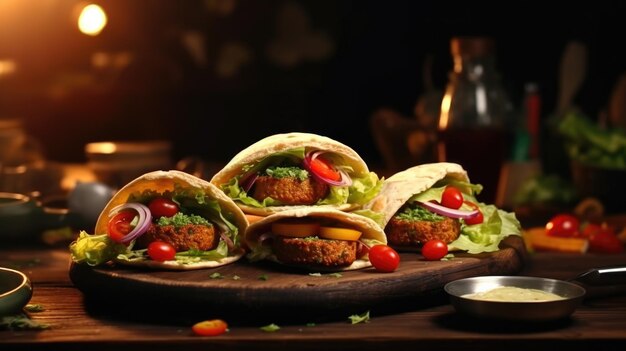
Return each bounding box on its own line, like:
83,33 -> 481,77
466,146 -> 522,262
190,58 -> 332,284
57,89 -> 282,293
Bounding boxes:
1,244 -> 626,351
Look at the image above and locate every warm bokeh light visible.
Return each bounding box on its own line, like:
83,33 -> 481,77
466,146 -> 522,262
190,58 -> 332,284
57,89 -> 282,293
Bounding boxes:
86,142 -> 117,154
78,4 -> 107,36
0,59 -> 17,76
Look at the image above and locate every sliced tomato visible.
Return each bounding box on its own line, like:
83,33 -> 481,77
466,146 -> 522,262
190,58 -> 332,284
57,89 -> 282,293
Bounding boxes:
107,210 -> 136,243
271,222 -> 320,237
463,201 -> 484,225
192,319 -> 228,336
309,156 -> 341,181
319,226 -> 362,241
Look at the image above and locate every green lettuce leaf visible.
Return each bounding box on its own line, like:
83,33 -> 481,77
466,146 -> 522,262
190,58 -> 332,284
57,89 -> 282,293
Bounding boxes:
69,231 -> 129,266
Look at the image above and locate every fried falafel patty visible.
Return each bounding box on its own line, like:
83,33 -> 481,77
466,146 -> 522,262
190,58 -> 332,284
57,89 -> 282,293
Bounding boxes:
272,236 -> 357,267
385,216 -> 461,246
137,223 -> 219,251
252,176 -> 329,205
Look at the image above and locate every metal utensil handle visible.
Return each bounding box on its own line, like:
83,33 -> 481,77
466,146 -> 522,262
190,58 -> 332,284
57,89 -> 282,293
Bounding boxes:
574,266 -> 626,286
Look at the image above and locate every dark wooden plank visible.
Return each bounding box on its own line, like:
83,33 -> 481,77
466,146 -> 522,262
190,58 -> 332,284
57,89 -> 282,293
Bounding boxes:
2,280 -> 626,351
67,236 -> 526,323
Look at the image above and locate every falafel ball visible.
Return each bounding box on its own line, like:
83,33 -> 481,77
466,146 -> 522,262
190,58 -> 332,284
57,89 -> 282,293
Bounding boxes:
252,176 -> 329,205
272,236 -> 357,267
385,210 -> 461,246
137,223 -> 219,251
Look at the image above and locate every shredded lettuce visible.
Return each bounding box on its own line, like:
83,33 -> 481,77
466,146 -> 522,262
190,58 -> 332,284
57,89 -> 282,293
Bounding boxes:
350,209 -> 386,227
69,231 -> 129,266
115,241 -> 229,265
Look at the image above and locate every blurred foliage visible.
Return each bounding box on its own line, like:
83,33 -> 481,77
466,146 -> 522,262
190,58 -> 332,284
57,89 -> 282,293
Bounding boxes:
558,110 -> 626,169
513,174 -> 578,207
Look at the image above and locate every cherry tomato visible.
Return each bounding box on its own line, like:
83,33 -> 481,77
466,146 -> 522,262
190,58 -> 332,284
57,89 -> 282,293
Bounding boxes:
368,245 -> 400,272
309,156 -> 341,181
148,197 -> 179,218
147,241 -> 176,261
580,222 -> 603,238
441,186 -> 463,209
588,227 -> 624,254
546,214 -> 580,237
463,201 -> 483,225
192,319 -> 228,336
107,210 -> 136,243
464,210 -> 484,225
421,239 -> 448,261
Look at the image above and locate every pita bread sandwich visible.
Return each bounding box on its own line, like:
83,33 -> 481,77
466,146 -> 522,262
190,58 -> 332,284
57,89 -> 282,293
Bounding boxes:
70,170 -> 248,270
244,207 -> 387,271
364,162 -> 521,254
210,132 -> 383,217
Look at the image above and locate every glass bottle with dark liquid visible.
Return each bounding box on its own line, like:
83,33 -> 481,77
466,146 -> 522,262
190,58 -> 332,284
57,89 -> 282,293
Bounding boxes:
437,37 -> 514,204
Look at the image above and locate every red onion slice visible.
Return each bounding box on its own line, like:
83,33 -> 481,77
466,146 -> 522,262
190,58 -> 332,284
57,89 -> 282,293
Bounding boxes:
303,150 -> 353,187
219,231 -> 235,251
108,203 -> 152,243
257,232 -> 275,245
240,173 -> 259,193
417,201 -> 479,219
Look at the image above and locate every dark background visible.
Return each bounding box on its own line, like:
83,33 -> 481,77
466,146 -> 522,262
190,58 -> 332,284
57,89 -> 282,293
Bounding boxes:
1,0 -> 624,171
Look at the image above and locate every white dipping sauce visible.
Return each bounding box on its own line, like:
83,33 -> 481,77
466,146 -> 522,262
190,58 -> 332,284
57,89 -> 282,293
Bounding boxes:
462,286 -> 564,302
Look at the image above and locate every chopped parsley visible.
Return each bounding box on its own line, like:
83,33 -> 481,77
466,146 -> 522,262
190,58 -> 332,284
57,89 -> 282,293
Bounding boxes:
395,205 -> 445,222
258,274 -> 269,281
157,212 -> 210,227
209,272 -> 224,279
1,314 -> 50,330
260,323 -> 280,332
24,304 -> 45,312
348,310 -> 370,324
264,166 -> 309,181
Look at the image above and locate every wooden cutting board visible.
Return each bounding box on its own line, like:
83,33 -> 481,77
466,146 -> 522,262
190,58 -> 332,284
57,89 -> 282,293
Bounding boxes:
69,236 -> 526,324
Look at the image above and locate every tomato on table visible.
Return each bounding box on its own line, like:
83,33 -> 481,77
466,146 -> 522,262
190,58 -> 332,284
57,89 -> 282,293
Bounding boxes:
368,245 -> 400,272
546,214 -> 580,237
585,225 -> 624,254
148,197 -> 179,218
421,239 -> 448,261
107,210 -> 137,243
441,186 -> 464,209
147,241 -> 176,261
309,156 -> 341,181
192,319 -> 228,336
